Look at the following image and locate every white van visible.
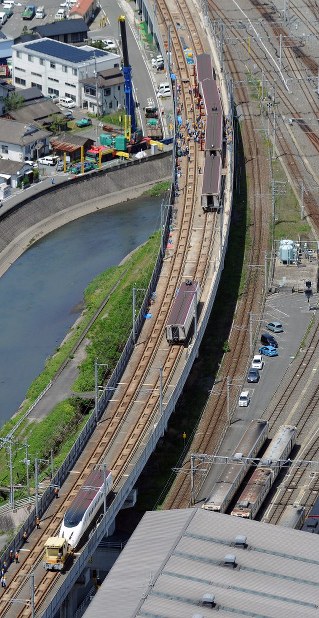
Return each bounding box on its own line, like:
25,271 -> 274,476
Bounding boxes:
35,6 -> 45,18
0,11 -> 8,25
59,97 -> 76,108
38,155 -> 60,166
157,82 -> 170,98
55,7 -> 66,19
238,391 -> 250,407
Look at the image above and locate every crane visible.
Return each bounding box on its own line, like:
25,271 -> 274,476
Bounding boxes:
118,15 -> 137,137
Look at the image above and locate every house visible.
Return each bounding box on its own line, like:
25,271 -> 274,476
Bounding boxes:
6,98 -> 67,128
12,38 -> 121,106
81,67 -> 125,115
0,118 -> 50,162
50,133 -> 94,161
0,80 -> 14,115
0,159 -> 35,189
69,0 -> 97,25
31,19 -> 88,44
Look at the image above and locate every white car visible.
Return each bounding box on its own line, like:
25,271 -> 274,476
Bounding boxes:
24,160 -> 38,168
152,54 -> 164,68
102,39 -> 117,51
251,354 -> 264,370
38,156 -> 60,166
238,391 -> 250,407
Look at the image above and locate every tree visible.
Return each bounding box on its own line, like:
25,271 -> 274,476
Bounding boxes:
3,93 -> 24,112
49,114 -> 67,133
90,40 -> 105,50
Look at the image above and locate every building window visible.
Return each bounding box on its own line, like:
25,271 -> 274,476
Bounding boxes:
48,87 -> 59,96
16,51 -> 21,59
31,82 -> 42,90
72,68 -> 77,76
28,54 -> 33,62
109,101 -> 113,108
85,86 -> 96,96
62,65 -> 67,73
65,93 -> 76,101
31,72 -> 41,78
65,82 -> 76,88
15,67 -> 26,73
15,77 -> 26,86
104,88 -> 111,97
1,145 -> 8,154
40,58 -> 44,65
48,77 -> 59,83
50,62 -> 56,69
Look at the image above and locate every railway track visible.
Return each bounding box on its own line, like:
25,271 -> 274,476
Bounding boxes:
0,2 -> 221,616
164,0 -> 271,510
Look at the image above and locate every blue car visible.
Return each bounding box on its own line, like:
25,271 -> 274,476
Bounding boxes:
259,345 -> 278,357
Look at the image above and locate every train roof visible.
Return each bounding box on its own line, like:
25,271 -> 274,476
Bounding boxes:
196,52 -> 214,82
202,153 -> 222,196
302,496 -> 319,532
236,468 -> 273,506
200,77 -> 222,114
232,419 -> 268,457
63,469 -> 110,527
167,281 -> 198,327
260,425 -> 296,465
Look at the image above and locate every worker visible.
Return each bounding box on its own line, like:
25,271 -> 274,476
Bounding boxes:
22,531 -> 27,543
54,487 -> 59,499
15,551 -> 19,564
2,561 -> 7,573
1,575 -> 6,588
36,516 -> 40,529
9,550 -> 13,563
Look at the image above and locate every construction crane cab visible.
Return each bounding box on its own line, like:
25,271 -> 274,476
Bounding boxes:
43,537 -> 73,571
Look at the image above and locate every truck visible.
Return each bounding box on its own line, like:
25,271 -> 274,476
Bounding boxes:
22,4 -> 36,19
43,537 -> 73,571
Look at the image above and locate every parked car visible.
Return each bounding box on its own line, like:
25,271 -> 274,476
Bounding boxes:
3,4 -> 13,17
55,7 -> 66,19
251,354 -> 264,370
76,117 -> 92,127
22,4 -> 36,19
24,160 -> 38,168
62,110 -> 74,120
261,333 -> 278,348
56,160 -> 65,171
69,161 -> 94,174
38,155 -> 60,166
47,94 -> 60,103
259,345 -> 279,357
35,5 -> 45,18
101,39 -> 117,51
238,391 -> 250,407
247,368 -> 260,383
266,321 -> 284,333
58,97 -> 76,108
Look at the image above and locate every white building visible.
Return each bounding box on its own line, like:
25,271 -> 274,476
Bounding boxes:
0,119 -> 50,162
11,38 -> 121,107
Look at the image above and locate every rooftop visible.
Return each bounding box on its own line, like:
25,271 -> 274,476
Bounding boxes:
8,99 -> 62,124
32,18 -> 88,37
83,508 -> 319,618
80,68 -> 124,87
19,38 -> 108,64
69,0 -> 95,17
0,118 -> 50,145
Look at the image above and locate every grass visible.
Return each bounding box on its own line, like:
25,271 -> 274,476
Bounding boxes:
271,160 -> 312,241
0,230 -> 161,500
145,181 -> 171,197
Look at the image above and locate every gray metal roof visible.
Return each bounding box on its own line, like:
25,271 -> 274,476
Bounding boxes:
0,119 -> 50,145
9,99 -> 61,123
32,18 -> 88,37
23,38 -> 107,64
83,508 -> 319,618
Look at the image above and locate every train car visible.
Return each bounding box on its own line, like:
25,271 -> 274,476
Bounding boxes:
278,504 -> 305,529
166,280 -> 199,344
202,419 -> 268,512
43,537 -> 72,572
301,496 -> 319,534
196,53 -> 216,83
60,468 -> 112,549
231,425 -> 297,519
201,153 -> 222,211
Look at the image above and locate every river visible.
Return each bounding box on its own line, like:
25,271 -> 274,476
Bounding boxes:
0,195 -> 161,428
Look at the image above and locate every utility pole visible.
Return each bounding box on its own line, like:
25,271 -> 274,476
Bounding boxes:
25,443 -> 30,500
35,458 -> 39,518
226,376 -> 230,425
95,357 -> 99,424
279,34 -> 282,72
249,311 -> 253,355
300,182 -> 304,219
103,463 -> 107,515
30,572 -> 35,618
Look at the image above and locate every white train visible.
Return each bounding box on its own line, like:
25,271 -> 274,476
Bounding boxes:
231,425 -> 297,519
60,468 -> 113,549
202,420 -> 268,512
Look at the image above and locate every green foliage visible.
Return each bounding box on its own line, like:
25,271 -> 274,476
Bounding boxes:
100,111 -> 124,127
3,93 -> 24,112
49,114 -> 67,133
90,40 -> 105,50
222,340 -> 230,353
145,181 -> 171,197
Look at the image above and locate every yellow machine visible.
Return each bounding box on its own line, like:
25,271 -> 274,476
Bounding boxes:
43,537 -> 72,571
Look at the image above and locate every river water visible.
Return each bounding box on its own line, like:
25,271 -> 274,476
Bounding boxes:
0,195 -> 162,429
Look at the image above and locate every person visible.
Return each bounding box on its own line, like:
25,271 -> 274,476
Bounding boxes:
36,516 -> 40,529
22,531 -> 27,543
2,561 -> 7,573
9,550 -> 13,563
54,487 -> 59,499
15,552 -> 19,564
1,575 -> 6,588
51,177 -> 55,185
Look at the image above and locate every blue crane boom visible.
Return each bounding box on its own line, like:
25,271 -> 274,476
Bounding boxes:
118,15 -> 137,133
